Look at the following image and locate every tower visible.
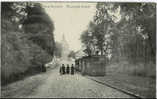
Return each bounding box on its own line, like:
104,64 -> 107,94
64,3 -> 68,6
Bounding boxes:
61,34 -> 69,60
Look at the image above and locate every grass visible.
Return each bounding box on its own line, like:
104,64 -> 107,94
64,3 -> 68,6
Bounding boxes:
106,61 -> 156,78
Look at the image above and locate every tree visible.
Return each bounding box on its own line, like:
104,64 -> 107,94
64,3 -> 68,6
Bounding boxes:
114,3 -> 156,63
80,2 -> 156,64
81,3 -> 115,56
1,2 -> 56,85
22,3 -> 55,56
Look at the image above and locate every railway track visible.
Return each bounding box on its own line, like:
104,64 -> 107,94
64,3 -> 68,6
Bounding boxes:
86,77 -> 144,99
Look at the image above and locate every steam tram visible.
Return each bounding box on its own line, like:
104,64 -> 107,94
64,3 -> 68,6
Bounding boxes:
75,55 -> 107,76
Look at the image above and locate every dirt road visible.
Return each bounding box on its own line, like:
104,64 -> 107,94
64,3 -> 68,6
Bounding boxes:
1,66 -> 134,98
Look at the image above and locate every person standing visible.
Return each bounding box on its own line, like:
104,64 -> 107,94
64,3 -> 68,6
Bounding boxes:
66,64 -> 70,74
62,64 -> 65,74
59,66 -> 62,75
60,64 -> 63,75
71,64 -> 75,75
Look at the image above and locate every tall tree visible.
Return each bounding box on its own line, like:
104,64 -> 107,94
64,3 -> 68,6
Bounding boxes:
80,2 -> 156,64
1,2 -> 56,85
22,3 -> 55,56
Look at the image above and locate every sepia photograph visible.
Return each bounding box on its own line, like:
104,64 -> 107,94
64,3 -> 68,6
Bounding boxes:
1,1 -> 156,98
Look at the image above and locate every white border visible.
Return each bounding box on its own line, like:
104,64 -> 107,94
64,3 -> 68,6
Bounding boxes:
0,0 -> 156,98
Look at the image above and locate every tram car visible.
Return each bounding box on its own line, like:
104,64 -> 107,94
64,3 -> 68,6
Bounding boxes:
75,55 -> 107,76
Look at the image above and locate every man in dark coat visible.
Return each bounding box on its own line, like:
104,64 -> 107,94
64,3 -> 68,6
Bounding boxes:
66,64 -> 70,74
59,65 -> 63,75
71,64 -> 75,75
61,64 -> 65,74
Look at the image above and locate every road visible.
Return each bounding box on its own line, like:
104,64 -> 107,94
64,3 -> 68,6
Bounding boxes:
1,65 -> 135,98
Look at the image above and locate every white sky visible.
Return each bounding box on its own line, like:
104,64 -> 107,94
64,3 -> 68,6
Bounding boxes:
41,2 -> 97,51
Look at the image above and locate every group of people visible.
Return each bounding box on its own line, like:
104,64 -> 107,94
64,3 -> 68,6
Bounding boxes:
59,64 -> 75,75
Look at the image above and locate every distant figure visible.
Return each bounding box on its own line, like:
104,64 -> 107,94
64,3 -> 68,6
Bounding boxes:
62,64 -> 66,74
71,64 -> 75,75
59,65 -> 62,75
66,64 -> 70,74
60,64 -> 65,75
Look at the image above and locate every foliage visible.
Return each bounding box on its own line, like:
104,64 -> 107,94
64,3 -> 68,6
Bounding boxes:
80,2 -> 156,77
80,30 -> 93,56
22,3 -> 55,56
112,3 -> 156,63
81,2 -> 155,61
1,2 -> 55,85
